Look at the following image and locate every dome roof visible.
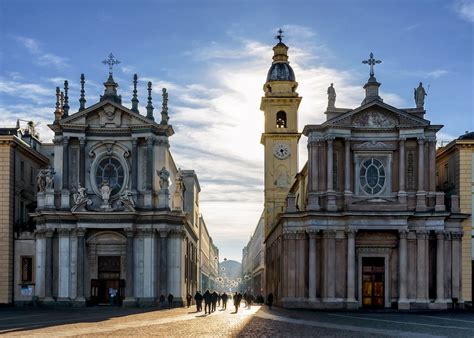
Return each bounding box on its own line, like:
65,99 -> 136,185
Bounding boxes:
459,131 -> 474,140
266,62 -> 295,82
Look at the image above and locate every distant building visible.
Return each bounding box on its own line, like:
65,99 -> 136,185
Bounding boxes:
199,216 -> 219,291
241,213 -> 265,297
436,131 -> 474,305
0,126 -> 48,305
2,65 -> 219,307
261,39 -> 468,310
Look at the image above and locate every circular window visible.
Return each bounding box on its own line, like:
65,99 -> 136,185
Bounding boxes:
360,158 -> 385,195
95,157 -> 125,196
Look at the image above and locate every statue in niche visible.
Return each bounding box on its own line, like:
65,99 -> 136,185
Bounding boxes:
158,167 -> 170,191
327,83 -> 336,109
100,180 -> 111,204
414,82 -> 427,108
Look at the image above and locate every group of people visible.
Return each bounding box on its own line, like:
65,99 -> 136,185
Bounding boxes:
193,290 -> 230,314
159,293 -> 175,309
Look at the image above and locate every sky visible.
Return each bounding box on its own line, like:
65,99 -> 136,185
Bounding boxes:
0,0 -> 473,261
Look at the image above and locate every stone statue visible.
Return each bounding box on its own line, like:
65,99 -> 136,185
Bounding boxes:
158,167 -> 170,190
100,180 -> 111,204
73,183 -> 88,205
414,82 -> 427,108
175,169 -> 183,194
327,83 -> 336,109
172,169 -> 183,211
44,168 -> 55,190
37,170 -> 46,192
119,190 -> 135,207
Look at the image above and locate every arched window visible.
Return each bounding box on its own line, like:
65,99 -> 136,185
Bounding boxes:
276,111 -> 287,128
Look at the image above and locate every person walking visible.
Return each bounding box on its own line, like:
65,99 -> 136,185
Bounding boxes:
217,293 -> 222,307
186,293 -> 192,308
267,292 -> 274,310
159,294 -> 166,309
211,291 -> 218,312
233,292 -> 242,313
194,291 -> 203,312
221,292 -> 228,310
203,289 -> 212,314
168,293 -> 174,309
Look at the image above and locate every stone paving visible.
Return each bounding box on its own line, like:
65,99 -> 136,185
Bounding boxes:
1,304 -> 474,337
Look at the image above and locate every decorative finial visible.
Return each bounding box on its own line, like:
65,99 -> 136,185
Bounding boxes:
146,81 -> 154,121
102,53 -> 120,75
131,74 -> 139,113
54,87 -> 63,123
63,80 -> 69,117
362,52 -> 382,77
79,73 -> 86,111
60,91 -> 64,111
275,28 -> 284,43
161,88 -> 169,125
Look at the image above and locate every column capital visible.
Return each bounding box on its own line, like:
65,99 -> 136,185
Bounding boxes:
58,228 -> 71,236
399,137 -> 406,142
308,136 -> 323,146
344,137 -> 351,142
77,227 -> 86,237
159,230 -> 169,238
451,231 -> 463,241
169,229 -> 186,238
146,137 -> 154,146
417,137 -> 425,145
295,230 -> 307,240
282,230 -> 297,240
62,136 -> 70,145
435,230 -> 445,240
34,228 -> 47,239
398,229 -> 409,239
79,137 -> 86,146
416,230 -> 429,240
346,228 -> 357,238
326,136 -> 335,143
306,229 -> 319,238
132,138 -> 138,146
124,228 -> 135,238
322,230 -> 337,239
45,229 -> 54,238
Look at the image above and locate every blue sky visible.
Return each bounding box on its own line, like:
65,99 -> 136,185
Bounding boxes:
1,0 -> 473,261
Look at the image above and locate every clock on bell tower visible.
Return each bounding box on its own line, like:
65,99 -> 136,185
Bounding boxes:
260,33 -> 301,236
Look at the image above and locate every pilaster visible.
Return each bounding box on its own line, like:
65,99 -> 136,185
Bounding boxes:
398,230 -> 409,309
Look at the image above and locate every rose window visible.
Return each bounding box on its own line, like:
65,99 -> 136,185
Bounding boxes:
360,158 -> 386,195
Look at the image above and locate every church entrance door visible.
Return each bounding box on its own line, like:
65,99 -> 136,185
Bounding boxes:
361,257 -> 384,308
96,256 -> 124,305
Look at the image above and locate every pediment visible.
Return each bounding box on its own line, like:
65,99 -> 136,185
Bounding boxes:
324,100 -> 429,129
60,100 -> 158,129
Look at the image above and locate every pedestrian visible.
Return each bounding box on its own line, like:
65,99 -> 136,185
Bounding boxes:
217,293 -> 221,307
233,292 -> 242,313
194,291 -> 203,312
186,293 -> 192,308
159,294 -> 166,309
267,292 -> 274,310
248,294 -> 253,308
221,292 -> 228,310
203,289 -> 212,314
168,293 -> 174,309
243,292 -> 248,309
211,291 -> 218,312
108,287 -> 117,306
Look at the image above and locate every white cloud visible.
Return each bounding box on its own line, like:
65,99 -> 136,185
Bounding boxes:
426,69 -> 449,78
454,0 -> 474,22
14,36 -> 69,69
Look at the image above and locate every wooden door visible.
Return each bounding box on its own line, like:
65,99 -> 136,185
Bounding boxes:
362,257 -> 384,308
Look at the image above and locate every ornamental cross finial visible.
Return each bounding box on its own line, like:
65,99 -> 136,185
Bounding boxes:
102,53 -> 121,75
362,52 -> 382,77
275,28 -> 284,43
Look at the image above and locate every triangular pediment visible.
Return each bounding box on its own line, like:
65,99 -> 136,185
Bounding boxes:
324,100 -> 430,129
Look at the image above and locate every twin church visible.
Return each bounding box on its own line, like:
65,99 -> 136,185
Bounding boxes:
261,39 -> 468,309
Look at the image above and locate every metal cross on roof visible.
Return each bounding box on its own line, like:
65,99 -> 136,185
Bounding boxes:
102,53 -> 121,75
275,28 -> 284,43
362,52 -> 382,77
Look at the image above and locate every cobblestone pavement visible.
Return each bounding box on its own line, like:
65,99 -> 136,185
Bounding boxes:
1,304 -> 474,337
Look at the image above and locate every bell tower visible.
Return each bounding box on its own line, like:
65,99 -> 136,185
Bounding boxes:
260,33 -> 301,236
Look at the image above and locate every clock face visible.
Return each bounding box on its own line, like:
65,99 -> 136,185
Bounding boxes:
273,143 -> 290,160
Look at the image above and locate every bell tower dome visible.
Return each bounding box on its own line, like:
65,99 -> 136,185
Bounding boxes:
260,31 -> 301,236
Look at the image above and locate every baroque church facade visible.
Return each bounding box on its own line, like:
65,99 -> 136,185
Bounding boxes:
262,40 -> 468,309
19,62 -> 210,307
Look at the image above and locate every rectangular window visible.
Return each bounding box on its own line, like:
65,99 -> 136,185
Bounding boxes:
20,161 -> 25,181
21,256 -> 34,283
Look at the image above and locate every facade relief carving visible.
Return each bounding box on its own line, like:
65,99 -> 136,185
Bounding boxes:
352,111 -> 398,128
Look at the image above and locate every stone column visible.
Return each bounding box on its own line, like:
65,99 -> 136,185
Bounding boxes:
76,228 -> 86,300
34,230 -> 46,297
159,231 -> 168,295
146,137 -> 154,191
323,230 -> 336,301
124,229 -> 135,300
436,231 -> 445,303
344,138 -> 352,204
428,140 -> 437,194
308,230 -> 317,300
132,138 -> 138,191
398,230 -> 409,308
346,229 -> 356,302
398,138 -> 407,204
79,137 -> 85,187
45,229 -> 54,300
307,139 -> 320,211
326,138 -> 337,211
416,138 -> 426,211
62,136 -> 70,190
416,230 -> 428,302
451,232 -> 462,301
58,228 -> 71,300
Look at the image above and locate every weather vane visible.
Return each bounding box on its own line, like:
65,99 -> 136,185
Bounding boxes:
275,28 -> 284,43
362,52 -> 382,77
102,53 -> 121,75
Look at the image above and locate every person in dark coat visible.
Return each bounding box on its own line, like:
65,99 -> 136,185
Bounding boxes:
221,292 -> 228,310
186,293 -> 192,308
233,292 -> 242,313
203,290 -> 212,314
217,293 -> 222,307
211,291 -> 218,312
159,294 -> 166,309
267,292 -> 274,310
194,291 -> 203,312
168,293 -> 174,309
